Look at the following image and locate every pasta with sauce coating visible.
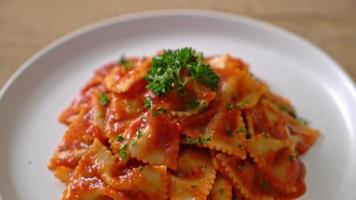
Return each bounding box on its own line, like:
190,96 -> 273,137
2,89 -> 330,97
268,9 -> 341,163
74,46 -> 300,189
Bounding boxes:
49,48 -> 319,200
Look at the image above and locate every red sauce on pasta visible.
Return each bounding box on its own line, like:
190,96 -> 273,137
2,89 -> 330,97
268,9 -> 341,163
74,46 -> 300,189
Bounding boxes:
49,49 -> 319,200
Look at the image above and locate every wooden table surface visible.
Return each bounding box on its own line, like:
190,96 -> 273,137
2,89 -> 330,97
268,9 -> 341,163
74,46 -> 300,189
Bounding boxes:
1,0 -> 355,88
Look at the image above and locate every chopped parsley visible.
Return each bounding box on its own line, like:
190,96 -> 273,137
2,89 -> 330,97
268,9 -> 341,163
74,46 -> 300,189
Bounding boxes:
237,126 -> 246,134
152,107 -> 167,116
219,188 -> 224,194
119,56 -> 134,70
116,135 -> 125,142
278,105 -> 296,118
145,47 -> 220,96
236,99 -> 250,109
185,136 -> 212,145
236,163 -> 244,171
198,102 -> 208,111
289,152 -> 298,161
297,117 -> 309,126
185,137 -> 197,145
224,124 -> 233,136
99,93 -> 110,106
188,98 -> 200,109
177,85 -> 188,96
259,179 -> 270,191
198,136 -> 212,144
119,141 -> 128,159
131,139 -> 137,146
225,103 -> 234,110
144,98 -> 151,109
225,99 -> 250,110
136,129 -> 142,138
263,132 -> 270,139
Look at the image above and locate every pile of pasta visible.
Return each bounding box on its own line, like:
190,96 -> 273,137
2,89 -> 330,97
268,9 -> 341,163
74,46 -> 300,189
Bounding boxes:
48,52 -> 320,200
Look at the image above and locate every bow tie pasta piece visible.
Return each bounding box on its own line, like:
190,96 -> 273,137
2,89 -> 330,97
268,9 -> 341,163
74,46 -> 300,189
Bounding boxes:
264,91 -> 296,118
242,98 -> 290,140
48,91 -> 107,182
246,97 -> 320,155
169,148 -> 216,200
62,139 -> 127,200
247,134 -> 290,169
220,69 -> 265,110
59,63 -> 114,125
247,134 -> 305,192
105,57 -> 151,93
213,153 -> 274,200
64,139 -> 169,200
105,92 -> 146,123
284,114 -> 320,155
262,96 -> 320,155
207,174 -> 233,200
111,112 -> 180,170
183,106 -> 247,159
213,153 -> 306,200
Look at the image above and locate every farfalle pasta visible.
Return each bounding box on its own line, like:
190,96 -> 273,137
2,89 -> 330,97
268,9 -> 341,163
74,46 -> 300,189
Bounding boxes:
49,47 -> 319,199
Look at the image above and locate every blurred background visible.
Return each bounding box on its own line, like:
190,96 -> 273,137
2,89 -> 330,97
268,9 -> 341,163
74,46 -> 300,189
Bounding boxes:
0,0 -> 355,87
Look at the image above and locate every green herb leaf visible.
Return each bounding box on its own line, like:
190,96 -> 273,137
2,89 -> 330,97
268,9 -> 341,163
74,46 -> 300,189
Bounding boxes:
263,132 -> 270,139
236,163 -> 244,171
185,136 -> 212,145
116,135 -> 125,142
119,56 -> 134,70
225,103 -> 235,110
259,180 -> 270,191
130,139 -> 137,146
188,98 -> 199,109
198,136 -> 212,144
99,93 -> 110,106
119,141 -> 128,159
278,105 -> 296,118
144,98 -> 151,109
136,129 -> 142,138
146,47 -> 220,96
288,152 -> 298,161
224,124 -> 233,136
219,188 -> 224,194
237,126 -> 246,134
297,117 -> 309,126
236,99 -> 250,109
185,137 -> 198,145
152,107 -> 167,116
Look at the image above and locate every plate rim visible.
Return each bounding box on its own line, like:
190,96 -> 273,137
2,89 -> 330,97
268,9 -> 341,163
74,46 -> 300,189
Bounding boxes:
1,9 -> 356,199
1,9 -> 355,101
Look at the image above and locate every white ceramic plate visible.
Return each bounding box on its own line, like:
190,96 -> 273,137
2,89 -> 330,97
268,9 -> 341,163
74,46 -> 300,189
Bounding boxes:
0,10 -> 355,200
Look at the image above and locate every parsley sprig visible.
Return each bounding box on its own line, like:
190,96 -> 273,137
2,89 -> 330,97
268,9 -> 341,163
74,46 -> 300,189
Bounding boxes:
145,47 -> 220,96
